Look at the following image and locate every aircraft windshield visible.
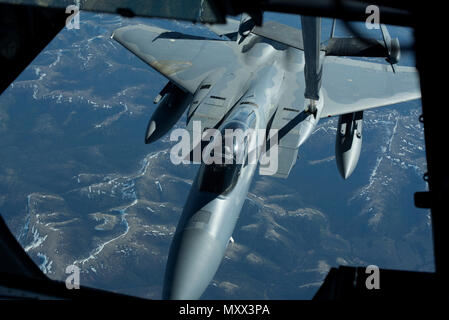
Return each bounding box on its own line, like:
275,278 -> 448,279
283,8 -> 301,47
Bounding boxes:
198,161 -> 241,195
198,121 -> 250,195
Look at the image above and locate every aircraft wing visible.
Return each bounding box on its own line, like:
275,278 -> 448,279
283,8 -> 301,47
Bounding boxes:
262,56 -> 421,179
320,56 -> 421,118
112,24 -> 235,94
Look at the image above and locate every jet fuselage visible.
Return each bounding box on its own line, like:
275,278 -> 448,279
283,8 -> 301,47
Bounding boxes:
163,40 -> 323,299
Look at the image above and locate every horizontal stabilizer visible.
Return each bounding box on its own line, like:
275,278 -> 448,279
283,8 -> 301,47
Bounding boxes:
326,38 -> 387,57
252,21 -> 305,50
205,18 -> 239,40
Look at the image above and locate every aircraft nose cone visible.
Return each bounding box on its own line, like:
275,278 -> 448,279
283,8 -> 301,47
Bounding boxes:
163,228 -> 224,300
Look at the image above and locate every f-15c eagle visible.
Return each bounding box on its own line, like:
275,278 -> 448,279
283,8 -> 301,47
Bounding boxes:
112,15 -> 420,300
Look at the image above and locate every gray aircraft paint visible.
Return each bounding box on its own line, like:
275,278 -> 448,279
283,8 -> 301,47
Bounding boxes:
112,17 -> 421,299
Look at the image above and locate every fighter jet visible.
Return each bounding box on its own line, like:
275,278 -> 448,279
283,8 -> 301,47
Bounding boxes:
112,15 -> 420,300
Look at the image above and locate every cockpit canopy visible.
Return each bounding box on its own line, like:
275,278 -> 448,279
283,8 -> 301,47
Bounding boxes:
198,113 -> 255,195
220,120 -> 250,165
